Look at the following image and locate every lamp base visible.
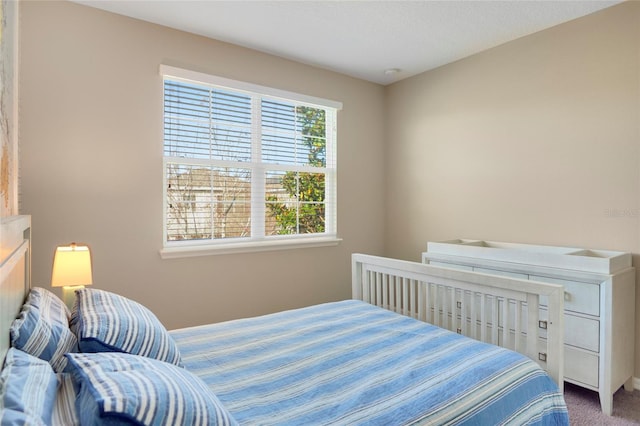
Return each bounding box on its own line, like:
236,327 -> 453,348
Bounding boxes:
61,285 -> 84,310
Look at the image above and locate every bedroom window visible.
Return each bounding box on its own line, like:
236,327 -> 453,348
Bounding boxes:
160,66 -> 342,258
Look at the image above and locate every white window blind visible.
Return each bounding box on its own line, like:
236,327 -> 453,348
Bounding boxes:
161,66 -> 341,255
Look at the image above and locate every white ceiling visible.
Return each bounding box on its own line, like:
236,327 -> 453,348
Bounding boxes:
74,0 -> 622,85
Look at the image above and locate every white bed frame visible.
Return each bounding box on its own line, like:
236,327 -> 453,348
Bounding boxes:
0,215 -> 31,365
352,253 -> 565,387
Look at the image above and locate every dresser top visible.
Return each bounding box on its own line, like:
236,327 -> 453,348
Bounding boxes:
426,239 -> 631,274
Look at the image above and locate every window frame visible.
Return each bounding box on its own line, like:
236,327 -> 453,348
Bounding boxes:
159,65 -> 342,258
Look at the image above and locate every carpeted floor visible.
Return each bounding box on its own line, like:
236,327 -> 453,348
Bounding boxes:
564,382 -> 640,425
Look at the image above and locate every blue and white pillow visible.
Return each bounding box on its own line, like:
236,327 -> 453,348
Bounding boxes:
73,288 -> 182,366
27,287 -> 71,321
0,348 -> 59,426
66,352 -> 237,426
10,288 -> 78,372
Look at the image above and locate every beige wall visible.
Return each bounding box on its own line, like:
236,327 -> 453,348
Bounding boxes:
385,2 -> 640,374
19,1 -> 386,329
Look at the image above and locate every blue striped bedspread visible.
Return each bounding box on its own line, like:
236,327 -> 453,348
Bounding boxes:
170,300 -> 568,425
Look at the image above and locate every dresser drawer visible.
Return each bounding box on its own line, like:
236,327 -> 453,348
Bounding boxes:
530,275 -> 600,316
566,315 -> 599,352
537,310 -> 599,352
533,340 -> 599,388
565,347 -> 599,388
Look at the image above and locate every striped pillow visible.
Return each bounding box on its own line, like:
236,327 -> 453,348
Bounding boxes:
28,287 -> 71,320
66,352 -> 238,426
10,288 -> 78,372
74,288 -> 182,366
0,348 -> 59,426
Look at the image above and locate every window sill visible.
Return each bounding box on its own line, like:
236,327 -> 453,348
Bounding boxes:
160,236 -> 342,259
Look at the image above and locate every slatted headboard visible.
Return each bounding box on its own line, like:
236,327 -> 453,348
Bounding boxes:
0,215 -> 31,365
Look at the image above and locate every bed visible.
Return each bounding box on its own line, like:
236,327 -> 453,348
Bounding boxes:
0,215 -> 569,425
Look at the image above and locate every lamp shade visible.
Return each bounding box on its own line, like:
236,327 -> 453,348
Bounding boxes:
51,243 -> 93,287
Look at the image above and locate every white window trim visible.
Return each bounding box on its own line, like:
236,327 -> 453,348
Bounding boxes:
159,65 -> 342,257
160,236 -> 342,259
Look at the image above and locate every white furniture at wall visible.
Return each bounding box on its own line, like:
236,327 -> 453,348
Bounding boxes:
422,239 -> 635,416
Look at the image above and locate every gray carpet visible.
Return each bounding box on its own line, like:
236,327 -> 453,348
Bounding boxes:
564,383 -> 640,425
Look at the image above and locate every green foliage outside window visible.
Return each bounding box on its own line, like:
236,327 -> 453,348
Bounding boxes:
267,106 -> 327,235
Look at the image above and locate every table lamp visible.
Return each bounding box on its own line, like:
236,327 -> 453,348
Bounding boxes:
51,242 -> 93,309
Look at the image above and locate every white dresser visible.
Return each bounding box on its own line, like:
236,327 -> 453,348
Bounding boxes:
422,239 -> 635,415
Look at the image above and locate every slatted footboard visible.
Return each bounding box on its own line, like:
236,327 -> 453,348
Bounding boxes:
352,253 -> 565,387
